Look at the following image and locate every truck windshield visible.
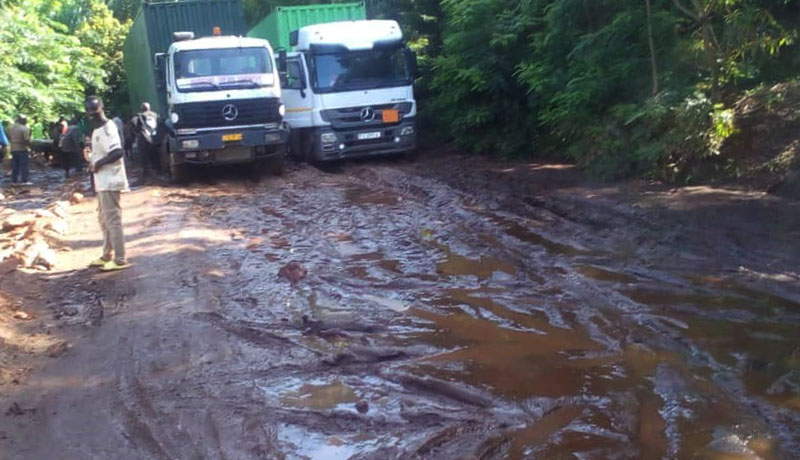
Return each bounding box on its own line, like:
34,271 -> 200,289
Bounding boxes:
311,48 -> 410,93
175,47 -> 273,92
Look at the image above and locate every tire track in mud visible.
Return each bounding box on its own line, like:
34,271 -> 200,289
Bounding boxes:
184,162 -> 800,458
5,161 -> 797,459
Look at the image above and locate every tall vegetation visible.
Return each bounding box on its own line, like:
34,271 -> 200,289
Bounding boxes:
0,0 -> 129,125
413,0 -> 800,178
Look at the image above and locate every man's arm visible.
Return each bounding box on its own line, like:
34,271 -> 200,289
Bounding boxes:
92,148 -> 124,171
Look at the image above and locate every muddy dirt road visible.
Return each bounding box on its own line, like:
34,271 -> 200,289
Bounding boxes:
1,154 -> 799,459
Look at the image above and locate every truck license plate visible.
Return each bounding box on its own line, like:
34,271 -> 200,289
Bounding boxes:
357,132 -> 381,140
222,133 -> 243,142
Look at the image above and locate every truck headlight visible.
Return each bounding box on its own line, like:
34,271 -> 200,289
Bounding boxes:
278,104 -> 286,117
265,132 -> 282,144
170,112 -> 180,124
320,133 -> 337,144
181,139 -> 199,150
400,126 -> 415,136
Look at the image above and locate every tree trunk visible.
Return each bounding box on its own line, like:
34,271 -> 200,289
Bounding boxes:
645,0 -> 659,96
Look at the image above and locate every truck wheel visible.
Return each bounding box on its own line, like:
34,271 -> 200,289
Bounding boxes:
302,131 -> 317,164
289,129 -> 316,164
160,145 -> 171,173
289,130 -> 304,161
403,147 -> 419,162
259,153 -> 284,176
168,152 -> 190,184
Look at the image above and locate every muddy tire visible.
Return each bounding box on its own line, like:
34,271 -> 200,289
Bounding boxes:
290,129 -> 316,164
159,143 -> 171,173
289,130 -> 305,161
257,153 -> 285,177
168,152 -> 190,185
403,147 -> 419,162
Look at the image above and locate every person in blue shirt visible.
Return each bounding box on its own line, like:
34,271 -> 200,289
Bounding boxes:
0,121 -> 8,191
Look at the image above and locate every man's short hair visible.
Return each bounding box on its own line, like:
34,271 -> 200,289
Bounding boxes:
85,96 -> 104,114
140,102 -> 150,112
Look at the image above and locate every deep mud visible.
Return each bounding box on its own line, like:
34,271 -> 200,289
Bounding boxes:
1,152 -> 799,459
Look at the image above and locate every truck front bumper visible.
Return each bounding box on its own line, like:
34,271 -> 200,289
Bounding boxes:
170,125 -> 287,165
310,119 -> 416,162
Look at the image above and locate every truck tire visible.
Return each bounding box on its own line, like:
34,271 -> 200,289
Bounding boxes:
289,130 -> 304,161
258,152 -> 285,176
290,129 -> 315,164
168,152 -> 190,184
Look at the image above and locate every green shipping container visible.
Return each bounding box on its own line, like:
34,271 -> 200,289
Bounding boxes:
247,2 -> 366,51
123,0 -> 247,116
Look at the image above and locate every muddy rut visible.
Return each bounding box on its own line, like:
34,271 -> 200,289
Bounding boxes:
1,156 -> 799,459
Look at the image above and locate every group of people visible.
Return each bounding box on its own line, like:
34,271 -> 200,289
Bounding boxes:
0,102 -> 161,189
0,99 -> 163,270
0,115 -> 35,187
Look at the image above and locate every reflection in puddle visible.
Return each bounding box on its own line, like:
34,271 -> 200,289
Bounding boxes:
408,296 -> 604,399
281,380 -> 359,410
435,246 -> 515,280
480,405 -> 582,459
489,214 -> 592,256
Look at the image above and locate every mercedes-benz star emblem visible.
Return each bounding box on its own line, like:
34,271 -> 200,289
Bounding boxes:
222,104 -> 239,121
360,107 -> 375,122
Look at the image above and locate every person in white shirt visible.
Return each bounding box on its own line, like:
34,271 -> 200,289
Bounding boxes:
84,96 -> 130,271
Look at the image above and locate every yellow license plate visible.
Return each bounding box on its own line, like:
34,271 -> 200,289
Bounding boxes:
222,133 -> 243,142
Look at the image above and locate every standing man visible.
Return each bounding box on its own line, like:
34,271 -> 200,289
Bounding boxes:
59,123 -> 83,179
133,102 -> 159,183
8,115 -> 32,185
50,117 -> 68,167
85,96 -> 130,271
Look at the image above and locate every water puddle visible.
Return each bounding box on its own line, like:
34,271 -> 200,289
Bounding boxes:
489,215 -> 592,257
361,294 -> 410,313
278,424 -> 385,460
479,405 -> 583,458
407,302 -> 604,399
575,264 -> 637,284
280,380 -> 359,410
435,246 -> 515,280
345,186 -> 401,206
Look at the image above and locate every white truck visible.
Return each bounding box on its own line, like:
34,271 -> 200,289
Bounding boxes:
279,20 -> 418,162
123,0 -> 288,183
159,35 -> 287,180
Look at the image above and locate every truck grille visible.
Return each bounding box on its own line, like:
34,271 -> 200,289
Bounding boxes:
320,103 -> 413,131
175,98 -> 282,129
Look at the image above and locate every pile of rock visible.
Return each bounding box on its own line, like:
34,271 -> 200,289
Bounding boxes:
0,194 -> 80,272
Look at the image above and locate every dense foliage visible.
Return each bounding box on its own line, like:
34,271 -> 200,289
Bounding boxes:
413,0 -> 800,178
0,0 -> 128,129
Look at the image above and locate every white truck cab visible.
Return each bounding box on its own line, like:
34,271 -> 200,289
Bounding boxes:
161,35 -> 287,178
279,20 -> 418,161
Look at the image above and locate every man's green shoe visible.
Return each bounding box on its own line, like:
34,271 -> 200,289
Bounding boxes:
90,257 -> 110,267
100,261 -> 130,271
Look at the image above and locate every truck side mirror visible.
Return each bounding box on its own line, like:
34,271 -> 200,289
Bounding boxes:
405,49 -> 418,79
154,53 -> 167,91
277,50 -> 287,73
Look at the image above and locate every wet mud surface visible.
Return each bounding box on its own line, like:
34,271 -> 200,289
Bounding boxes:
1,154 -> 799,459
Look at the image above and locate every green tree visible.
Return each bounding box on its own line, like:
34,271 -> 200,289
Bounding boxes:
0,1 -> 106,125
76,1 -> 132,116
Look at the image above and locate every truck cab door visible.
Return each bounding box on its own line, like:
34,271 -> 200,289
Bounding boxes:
281,56 -> 314,128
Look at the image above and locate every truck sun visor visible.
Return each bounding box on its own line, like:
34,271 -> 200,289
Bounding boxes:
173,31 -> 195,41
309,44 -> 350,54
372,38 -> 404,51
